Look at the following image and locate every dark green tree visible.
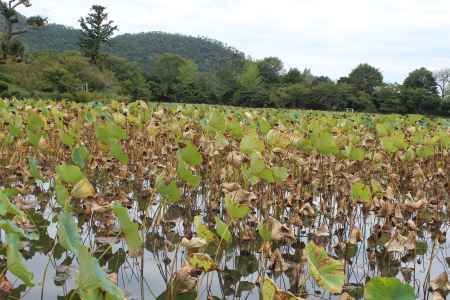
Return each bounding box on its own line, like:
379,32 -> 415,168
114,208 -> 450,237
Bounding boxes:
234,62 -> 267,106
347,63 -> 383,94
284,68 -> 303,84
400,87 -> 441,114
151,53 -> 199,101
0,0 -> 46,60
283,68 -> 314,85
404,67 -> 438,95
79,5 -> 118,64
256,57 -> 283,83
372,84 -> 402,113
312,76 -> 333,86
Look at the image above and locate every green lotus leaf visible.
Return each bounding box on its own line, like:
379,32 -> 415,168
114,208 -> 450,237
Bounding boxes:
364,277 -> 415,300
112,202 -> 143,257
306,241 -> 345,294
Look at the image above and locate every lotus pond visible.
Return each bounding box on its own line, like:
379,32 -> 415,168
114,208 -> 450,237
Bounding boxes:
0,99 -> 449,300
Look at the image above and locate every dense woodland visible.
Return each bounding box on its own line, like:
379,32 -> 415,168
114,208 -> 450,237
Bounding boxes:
0,3 -> 449,116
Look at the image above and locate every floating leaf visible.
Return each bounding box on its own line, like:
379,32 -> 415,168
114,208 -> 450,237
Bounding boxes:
181,237 -> 207,250
348,147 -> 365,161
156,176 -> 182,203
71,178 -> 95,199
261,277 -> 276,300
177,163 -> 201,188
209,111 -> 226,132
262,277 -> 304,300
187,253 -> 216,272
178,142 -> 203,167
306,241 -> 345,293
194,216 -> 216,242
225,196 -> 251,220
240,134 -> 265,155
59,132 -> 75,147
56,164 -> 84,184
272,166 -> 288,183
364,277 -> 415,300
351,182 -> 372,203
313,132 -> 338,155
416,145 -> 434,158
110,141 -> 129,165
71,146 -> 90,169
0,220 -> 25,237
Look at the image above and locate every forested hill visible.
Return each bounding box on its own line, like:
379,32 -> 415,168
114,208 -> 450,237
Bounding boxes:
23,24 -> 246,73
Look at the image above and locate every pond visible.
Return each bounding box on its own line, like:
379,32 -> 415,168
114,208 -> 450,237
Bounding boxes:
2,187 -> 450,300
0,100 -> 449,300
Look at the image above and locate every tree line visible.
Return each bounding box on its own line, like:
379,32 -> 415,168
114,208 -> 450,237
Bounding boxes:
0,2 -> 449,116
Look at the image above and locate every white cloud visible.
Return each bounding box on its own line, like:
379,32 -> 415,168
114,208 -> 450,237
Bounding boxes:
26,0 -> 450,82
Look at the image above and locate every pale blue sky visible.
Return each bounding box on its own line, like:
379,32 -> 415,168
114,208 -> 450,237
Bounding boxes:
26,0 -> 450,82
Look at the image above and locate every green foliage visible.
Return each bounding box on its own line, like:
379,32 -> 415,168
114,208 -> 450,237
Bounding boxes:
401,86 -> 442,115
272,166 -> 289,182
24,24 -> 246,74
348,63 -> 383,94
240,133 -> 265,155
257,57 -> 283,83
257,222 -> 272,242
194,216 -> 216,242
178,142 -> 203,167
235,62 -> 265,106
187,253 -> 216,272
306,241 -> 345,294
58,211 -> 83,253
55,182 -> 71,207
72,145 -> 90,168
6,233 -> 35,287
351,182 -> 372,203
56,164 -> 84,184
215,217 -> 232,243
312,132 -> 338,155
0,190 -> 24,217
225,196 -> 251,220
364,277 -> 415,300
79,5 -> 118,64
28,156 -> 42,179
404,67 -> 438,95
156,176 -> 182,204
0,21 -> 445,116
177,162 -> 201,188
112,202 -> 143,257
77,246 -> 125,300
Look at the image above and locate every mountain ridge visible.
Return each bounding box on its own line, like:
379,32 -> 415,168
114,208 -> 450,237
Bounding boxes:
21,23 -> 247,74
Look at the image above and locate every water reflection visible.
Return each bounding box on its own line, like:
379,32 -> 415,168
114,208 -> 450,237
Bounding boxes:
1,188 -> 449,300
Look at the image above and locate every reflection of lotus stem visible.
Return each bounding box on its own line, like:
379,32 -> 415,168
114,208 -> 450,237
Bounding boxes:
41,242 -> 57,300
423,240 -> 436,298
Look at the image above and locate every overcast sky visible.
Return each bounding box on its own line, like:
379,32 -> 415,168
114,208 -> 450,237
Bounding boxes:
26,0 -> 450,82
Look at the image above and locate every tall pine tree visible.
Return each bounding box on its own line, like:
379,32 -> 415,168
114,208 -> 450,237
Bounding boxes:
79,5 -> 118,64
